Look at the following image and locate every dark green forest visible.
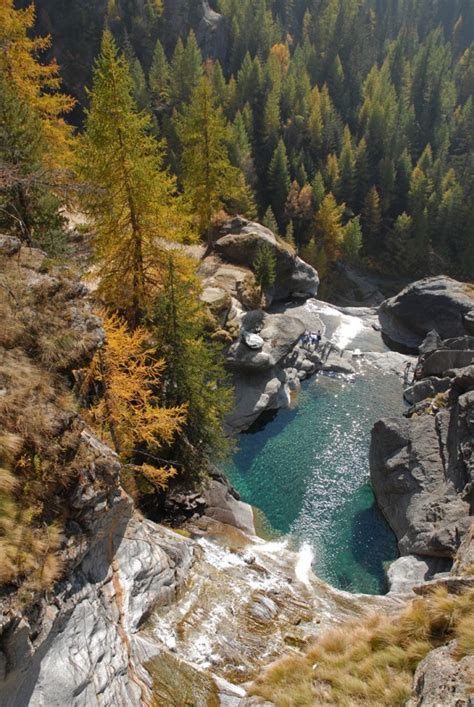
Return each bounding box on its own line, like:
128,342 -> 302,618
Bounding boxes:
19,0 -> 474,278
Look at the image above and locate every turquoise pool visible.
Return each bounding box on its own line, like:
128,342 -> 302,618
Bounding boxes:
223,370 -> 404,594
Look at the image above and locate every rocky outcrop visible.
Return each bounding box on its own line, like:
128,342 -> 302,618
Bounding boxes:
0,508 -> 195,707
408,642 -> 474,707
215,217 -> 319,302
196,1 -> 227,62
379,276 -> 474,351
371,332 -> 474,570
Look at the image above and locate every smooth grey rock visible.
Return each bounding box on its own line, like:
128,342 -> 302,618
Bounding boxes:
196,1 -> 227,61
201,476 -> 256,536
0,513 -> 194,707
226,311 -> 305,372
464,309 -> 474,334
215,218 -> 319,301
404,376 -> 451,405
241,331 -> 264,350
370,413 -> 473,558
387,555 -> 451,594
421,349 -> 474,377
408,642 -> 474,707
225,367 -> 290,433
419,329 -> 443,356
379,276 -> 474,351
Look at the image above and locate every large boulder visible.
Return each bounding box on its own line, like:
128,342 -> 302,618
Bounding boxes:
225,367 -> 290,434
226,310 -> 306,372
379,276 -> 474,351
370,412 -> 473,558
215,218 -> 319,301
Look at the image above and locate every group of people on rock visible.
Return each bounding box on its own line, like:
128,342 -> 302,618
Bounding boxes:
300,330 -> 322,350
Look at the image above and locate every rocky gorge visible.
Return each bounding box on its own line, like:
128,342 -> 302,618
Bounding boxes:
0,226 -> 473,706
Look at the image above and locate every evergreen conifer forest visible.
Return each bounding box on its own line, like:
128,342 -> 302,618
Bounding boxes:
14,0 -> 474,280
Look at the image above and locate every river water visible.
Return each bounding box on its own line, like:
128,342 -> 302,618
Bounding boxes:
223,301 -> 408,595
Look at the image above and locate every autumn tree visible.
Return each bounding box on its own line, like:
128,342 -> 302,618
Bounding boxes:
0,0 -> 74,167
0,74 -> 64,250
175,75 -> 253,242
313,192 -> 345,264
77,31 -> 189,325
82,311 -> 186,490
285,181 -> 313,247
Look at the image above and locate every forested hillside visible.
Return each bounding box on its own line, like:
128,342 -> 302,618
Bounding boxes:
20,0 -> 474,280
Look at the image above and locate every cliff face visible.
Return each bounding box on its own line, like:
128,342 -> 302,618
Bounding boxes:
370,333 -> 473,570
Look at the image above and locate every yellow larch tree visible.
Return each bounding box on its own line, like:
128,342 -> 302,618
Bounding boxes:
83,311 -> 187,490
0,0 -> 75,166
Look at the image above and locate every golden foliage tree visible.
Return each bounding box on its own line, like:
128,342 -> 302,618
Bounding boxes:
77,31 -> 190,325
0,0 -> 74,166
175,75 -> 254,243
83,311 -> 187,489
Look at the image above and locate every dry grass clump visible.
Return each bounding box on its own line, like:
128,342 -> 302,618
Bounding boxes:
0,253 -> 101,598
250,586 -> 474,706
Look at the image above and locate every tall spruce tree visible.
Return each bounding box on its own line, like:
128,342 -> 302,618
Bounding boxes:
153,254 -> 233,470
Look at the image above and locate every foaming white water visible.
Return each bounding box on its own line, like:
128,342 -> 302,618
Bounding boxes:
257,539 -> 288,555
295,542 -> 314,588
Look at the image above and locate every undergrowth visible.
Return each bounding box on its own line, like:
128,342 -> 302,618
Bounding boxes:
0,251 -> 99,600
250,586 -> 474,706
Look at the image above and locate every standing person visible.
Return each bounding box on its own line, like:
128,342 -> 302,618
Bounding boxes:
316,330 -> 322,347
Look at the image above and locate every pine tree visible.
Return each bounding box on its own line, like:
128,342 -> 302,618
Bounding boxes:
362,186 -> 382,256
325,153 -> 341,197
169,33 -> 203,106
175,76 -> 253,241
262,206 -> 280,236
153,254 -> 233,469
253,243 -> 277,299
308,86 -> 323,154
149,38 -> 169,108
407,166 -> 432,272
228,111 -> 257,190
168,37 -> 185,105
263,89 -> 281,156
77,31 -> 188,325
339,126 -> 356,207
211,61 -> 229,109
267,138 -> 291,231
312,171 -> 326,211
0,74 -> 64,250
385,212 -> 415,273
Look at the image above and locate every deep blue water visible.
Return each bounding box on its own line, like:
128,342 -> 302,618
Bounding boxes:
223,370 -> 404,595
